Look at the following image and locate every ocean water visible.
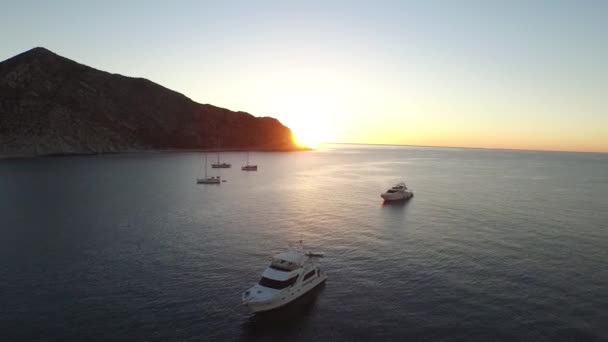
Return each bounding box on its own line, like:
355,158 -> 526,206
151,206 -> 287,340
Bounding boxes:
1,144 -> 607,341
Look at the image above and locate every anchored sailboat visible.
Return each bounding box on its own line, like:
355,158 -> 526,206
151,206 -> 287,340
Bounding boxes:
197,153 -> 221,184
211,142 -> 231,168
241,151 -> 258,171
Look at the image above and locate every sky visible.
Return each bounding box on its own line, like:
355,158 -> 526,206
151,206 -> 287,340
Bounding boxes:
1,0 -> 607,152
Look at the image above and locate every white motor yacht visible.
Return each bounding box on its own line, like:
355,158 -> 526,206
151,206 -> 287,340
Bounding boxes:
381,182 -> 414,201
242,242 -> 327,313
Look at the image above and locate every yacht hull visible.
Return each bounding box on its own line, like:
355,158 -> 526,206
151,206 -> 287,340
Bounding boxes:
196,179 -> 220,184
244,274 -> 327,313
381,191 -> 413,201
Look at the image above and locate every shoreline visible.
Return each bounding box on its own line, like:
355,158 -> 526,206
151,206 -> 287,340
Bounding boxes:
0,146 -> 312,160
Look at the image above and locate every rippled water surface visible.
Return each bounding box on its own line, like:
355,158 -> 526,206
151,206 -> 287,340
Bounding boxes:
1,144 -> 607,341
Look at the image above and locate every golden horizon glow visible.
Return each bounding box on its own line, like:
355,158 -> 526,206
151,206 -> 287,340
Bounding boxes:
271,80 -> 608,153
201,52 -> 607,154
338,138 -> 608,154
284,105 -> 608,153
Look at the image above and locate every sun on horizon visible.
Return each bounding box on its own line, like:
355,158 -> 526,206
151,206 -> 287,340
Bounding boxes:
290,118 -> 333,149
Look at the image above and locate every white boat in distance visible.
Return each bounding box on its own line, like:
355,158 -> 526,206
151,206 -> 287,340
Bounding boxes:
197,176 -> 220,184
242,242 -> 327,313
197,153 -> 221,184
241,151 -> 258,171
211,156 -> 231,169
211,162 -> 231,168
381,182 -> 413,201
211,144 -> 231,168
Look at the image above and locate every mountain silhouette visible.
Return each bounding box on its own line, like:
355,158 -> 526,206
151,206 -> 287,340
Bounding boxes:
0,47 -> 299,156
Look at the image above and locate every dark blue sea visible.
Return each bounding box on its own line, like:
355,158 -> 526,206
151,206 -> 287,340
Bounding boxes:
1,144 -> 607,341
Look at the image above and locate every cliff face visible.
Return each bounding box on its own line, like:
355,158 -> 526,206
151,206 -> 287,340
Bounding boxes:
0,47 -> 298,156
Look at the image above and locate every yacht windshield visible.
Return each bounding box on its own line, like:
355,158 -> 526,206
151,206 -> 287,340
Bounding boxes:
259,275 -> 299,289
303,269 -> 316,281
269,264 -> 292,272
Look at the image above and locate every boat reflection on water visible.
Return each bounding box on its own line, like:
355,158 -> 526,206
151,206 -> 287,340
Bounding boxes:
241,283 -> 326,339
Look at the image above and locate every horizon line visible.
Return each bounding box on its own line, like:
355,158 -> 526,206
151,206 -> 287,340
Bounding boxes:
318,142 -> 608,155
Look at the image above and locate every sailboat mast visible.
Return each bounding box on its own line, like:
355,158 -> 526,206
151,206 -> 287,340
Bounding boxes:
204,153 -> 208,178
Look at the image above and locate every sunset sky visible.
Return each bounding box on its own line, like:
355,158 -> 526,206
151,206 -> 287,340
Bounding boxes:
2,1 -> 607,152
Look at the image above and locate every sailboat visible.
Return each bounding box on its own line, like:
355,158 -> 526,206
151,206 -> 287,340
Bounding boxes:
211,142 -> 231,168
197,153 -> 221,184
241,151 -> 258,171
